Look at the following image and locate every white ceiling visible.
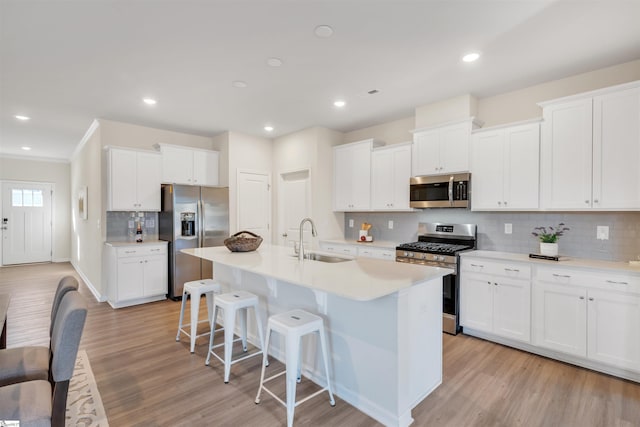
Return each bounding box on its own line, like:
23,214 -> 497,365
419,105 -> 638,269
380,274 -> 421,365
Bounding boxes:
1,0 -> 640,161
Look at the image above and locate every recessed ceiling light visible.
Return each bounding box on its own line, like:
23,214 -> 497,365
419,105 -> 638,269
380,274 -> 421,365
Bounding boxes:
15,115 -> 30,121
333,100 -> 346,108
21,146 -> 32,151
267,57 -> 283,67
462,52 -> 480,63
232,80 -> 248,88
143,98 -> 157,105
314,25 -> 334,38
264,125 -> 274,132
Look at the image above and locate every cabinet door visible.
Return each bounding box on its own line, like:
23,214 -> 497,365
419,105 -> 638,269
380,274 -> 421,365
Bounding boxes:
193,150 -> 219,186
460,274 -> 493,333
143,254 -> 167,296
504,123 -> 540,209
593,87 -> 640,209
471,130 -> 504,210
333,145 -> 354,210
136,152 -> 161,211
541,99 -> 593,209
161,146 -> 193,184
350,143 -> 372,210
108,149 -> 138,210
493,278 -> 531,342
412,130 -> 440,175
440,122 -> 470,174
390,145 -> 411,209
587,290 -> 640,371
371,148 -> 394,209
116,257 -> 145,301
532,282 -> 587,357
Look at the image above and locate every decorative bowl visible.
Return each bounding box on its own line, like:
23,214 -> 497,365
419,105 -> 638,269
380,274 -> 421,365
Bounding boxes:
224,231 -> 263,252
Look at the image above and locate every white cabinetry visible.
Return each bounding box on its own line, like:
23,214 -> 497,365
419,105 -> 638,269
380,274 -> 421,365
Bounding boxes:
533,267 -> 640,371
106,147 -> 161,211
158,144 -> 219,186
460,258 -> 531,342
471,121 -> 540,210
411,118 -> 482,176
104,243 -> 168,308
540,82 -> 640,210
371,143 -> 412,210
319,241 -> 395,260
333,139 -> 384,211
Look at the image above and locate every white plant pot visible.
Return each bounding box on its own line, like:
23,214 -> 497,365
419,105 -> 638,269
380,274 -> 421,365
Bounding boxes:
540,242 -> 559,256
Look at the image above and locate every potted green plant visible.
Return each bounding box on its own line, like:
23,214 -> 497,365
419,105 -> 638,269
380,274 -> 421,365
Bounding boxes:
532,223 -> 569,256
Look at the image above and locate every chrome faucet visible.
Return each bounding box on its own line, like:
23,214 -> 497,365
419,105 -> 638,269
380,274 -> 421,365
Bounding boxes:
298,218 -> 317,261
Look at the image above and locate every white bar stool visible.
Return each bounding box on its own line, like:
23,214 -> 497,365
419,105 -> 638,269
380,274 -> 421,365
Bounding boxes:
176,279 -> 222,353
205,290 -> 266,383
255,309 -> 335,427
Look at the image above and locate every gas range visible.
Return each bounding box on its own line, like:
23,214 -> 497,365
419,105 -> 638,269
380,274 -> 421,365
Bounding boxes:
395,223 -> 476,267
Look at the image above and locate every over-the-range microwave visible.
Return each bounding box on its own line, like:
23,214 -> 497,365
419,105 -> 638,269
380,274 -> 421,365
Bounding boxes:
409,173 -> 470,208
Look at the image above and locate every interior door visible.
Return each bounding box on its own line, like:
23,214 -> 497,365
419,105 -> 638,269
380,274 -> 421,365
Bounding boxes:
237,170 -> 271,243
1,181 -> 53,265
278,169 -> 311,247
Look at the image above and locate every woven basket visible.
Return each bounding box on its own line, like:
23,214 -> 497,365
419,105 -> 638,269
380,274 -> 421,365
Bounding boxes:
224,231 -> 263,252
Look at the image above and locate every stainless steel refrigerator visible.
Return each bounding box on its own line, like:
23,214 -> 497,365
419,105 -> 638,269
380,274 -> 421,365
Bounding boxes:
159,184 -> 229,300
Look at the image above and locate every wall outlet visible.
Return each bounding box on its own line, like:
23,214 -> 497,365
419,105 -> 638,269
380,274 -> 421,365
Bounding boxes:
597,225 -> 609,240
388,220 -> 394,229
504,223 -> 512,234
348,219 -> 354,228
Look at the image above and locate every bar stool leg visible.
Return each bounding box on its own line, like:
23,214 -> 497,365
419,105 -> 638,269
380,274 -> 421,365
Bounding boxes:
285,333 -> 300,427
189,290 -> 202,353
205,305 -> 219,366
206,292 -> 214,329
223,307 -> 236,383
254,326 -> 272,404
239,307 -> 248,352
176,289 -> 188,341
319,327 -> 336,406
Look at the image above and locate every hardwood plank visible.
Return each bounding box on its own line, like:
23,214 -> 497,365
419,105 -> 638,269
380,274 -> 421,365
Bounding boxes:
2,262 -> 640,426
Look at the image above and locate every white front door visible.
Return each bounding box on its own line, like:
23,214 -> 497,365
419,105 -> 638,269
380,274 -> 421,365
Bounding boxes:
1,181 -> 53,265
277,169 -> 311,247
237,170 -> 271,244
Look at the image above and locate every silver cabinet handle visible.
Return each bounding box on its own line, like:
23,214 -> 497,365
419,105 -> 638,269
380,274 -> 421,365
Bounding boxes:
504,201 -> 508,206
606,280 -> 628,285
585,200 -> 590,204
150,248 -> 160,252
594,199 -> 599,203
579,296 -> 585,300
552,273 -> 571,278
588,297 -> 594,301
504,268 -> 520,272
470,263 -> 484,268
124,250 -> 136,254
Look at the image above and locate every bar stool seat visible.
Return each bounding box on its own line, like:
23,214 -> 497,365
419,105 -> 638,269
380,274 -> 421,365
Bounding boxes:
176,279 -> 222,353
255,309 -> 335,427
205,290 -> 266,383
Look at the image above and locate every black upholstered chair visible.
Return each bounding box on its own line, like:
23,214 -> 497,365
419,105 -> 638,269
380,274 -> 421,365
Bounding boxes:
0,290 -> 88,426
0,275 -> 79,387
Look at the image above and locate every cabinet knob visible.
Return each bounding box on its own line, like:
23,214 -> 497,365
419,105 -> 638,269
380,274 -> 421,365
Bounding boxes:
594,199 -> 599,203
585,200 -> 590,204
498,201 -> 502,206
579,296 -> 585,300
588,297 -> 594,301
503,201 -> 507,206
494,282 -> 498,286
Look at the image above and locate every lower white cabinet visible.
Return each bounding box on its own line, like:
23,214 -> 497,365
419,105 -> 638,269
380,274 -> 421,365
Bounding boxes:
104,242 -> 168,308
460,259 -> 531,343
319,241 -> 395,260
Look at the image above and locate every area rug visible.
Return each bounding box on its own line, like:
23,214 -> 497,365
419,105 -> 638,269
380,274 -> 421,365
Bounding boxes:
66,350 -> 109,427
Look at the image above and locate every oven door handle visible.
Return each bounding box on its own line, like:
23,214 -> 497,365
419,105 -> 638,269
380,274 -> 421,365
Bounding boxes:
448,175 -> 454,206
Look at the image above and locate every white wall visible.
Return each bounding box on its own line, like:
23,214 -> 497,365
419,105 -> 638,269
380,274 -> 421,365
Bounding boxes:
343,116 -> 414,146
99,119 -> 213,151
414,94 -> 478,129
0,156 -> 71,263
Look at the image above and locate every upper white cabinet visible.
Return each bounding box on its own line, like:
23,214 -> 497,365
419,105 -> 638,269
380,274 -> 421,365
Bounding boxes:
157,144 -> 219,186
411,118 -> 482,176
106,147 -> 161,211
333,139 -> 384,211
371,143 -> 412,210
540,82 -> 640,210
471,121 -> 540,210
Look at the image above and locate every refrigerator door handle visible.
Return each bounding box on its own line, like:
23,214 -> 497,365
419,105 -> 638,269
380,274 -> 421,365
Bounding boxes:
197,199 -> 204,248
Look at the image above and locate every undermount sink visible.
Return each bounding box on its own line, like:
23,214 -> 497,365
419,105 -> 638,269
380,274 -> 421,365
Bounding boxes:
291,252 -> 353,263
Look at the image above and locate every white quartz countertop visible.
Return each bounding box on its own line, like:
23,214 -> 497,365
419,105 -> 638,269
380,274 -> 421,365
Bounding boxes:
461,250 -> 640,275
104,240 -> 168,247
183,244 -> 452,301
320,239 -> 400,250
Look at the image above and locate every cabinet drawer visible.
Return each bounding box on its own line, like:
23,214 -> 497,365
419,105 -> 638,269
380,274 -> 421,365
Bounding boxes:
536,266 -> 640,294
320,243 -> 357,256
116,245 -> 167,258
461,258 -> 531,279
358,246 -> 395,260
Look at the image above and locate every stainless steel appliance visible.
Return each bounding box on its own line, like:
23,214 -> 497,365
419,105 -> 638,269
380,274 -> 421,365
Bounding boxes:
396,222 -> 477,335
410,173 -> 470,208
159,184 -> 229,300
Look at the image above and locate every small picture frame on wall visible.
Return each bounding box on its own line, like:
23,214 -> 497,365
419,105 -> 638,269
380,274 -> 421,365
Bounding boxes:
78,186 -> 88,220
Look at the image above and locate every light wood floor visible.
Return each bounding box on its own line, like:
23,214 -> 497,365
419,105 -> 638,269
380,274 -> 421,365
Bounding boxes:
2,262 -> 640,426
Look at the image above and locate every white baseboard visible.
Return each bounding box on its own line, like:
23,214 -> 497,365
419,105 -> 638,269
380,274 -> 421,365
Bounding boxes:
52,257 -> 71,263
70,260 -> 107,303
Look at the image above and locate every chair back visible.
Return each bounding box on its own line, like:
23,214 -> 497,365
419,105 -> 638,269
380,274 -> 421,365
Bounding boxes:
50,276 -> 79,335
49,290 -> 87,427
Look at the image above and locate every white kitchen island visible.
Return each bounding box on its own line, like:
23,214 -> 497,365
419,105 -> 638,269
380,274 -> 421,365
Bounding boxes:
183,244 -> 452,427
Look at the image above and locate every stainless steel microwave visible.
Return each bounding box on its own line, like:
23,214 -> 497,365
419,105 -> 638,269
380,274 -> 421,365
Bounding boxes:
409,173 -> 470,208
